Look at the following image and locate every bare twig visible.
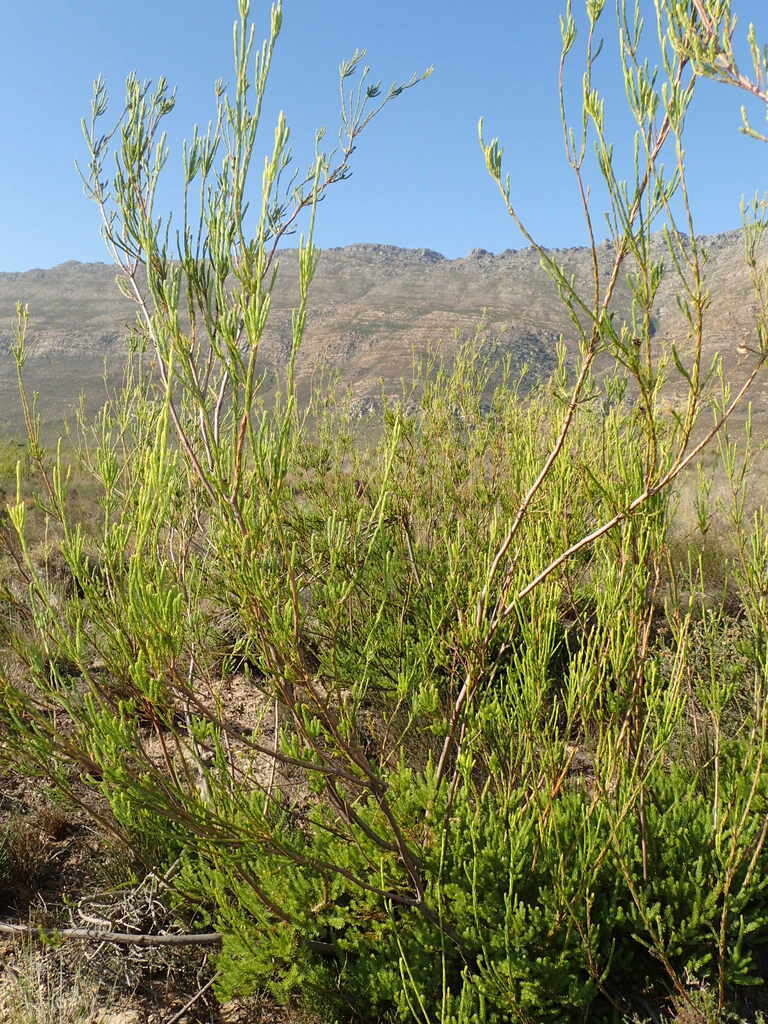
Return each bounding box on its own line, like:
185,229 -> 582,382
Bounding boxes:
164,973 -> 218,1024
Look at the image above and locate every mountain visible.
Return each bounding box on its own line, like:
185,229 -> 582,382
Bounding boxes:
0,231 -> 763,434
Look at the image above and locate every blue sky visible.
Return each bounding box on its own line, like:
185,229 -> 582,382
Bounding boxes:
1,0 -> 765,271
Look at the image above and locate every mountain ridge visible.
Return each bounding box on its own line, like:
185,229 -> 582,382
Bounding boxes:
0,228 -> 761,432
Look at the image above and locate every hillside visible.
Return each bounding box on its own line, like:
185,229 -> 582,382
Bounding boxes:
0,229 -> 761,432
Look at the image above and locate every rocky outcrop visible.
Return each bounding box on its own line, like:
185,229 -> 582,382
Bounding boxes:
0,230 -> 762,432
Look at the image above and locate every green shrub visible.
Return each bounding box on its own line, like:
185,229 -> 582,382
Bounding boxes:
3,1 -> 768,1022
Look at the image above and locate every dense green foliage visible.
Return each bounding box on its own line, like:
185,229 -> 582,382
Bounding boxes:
3,351 -> 768,1021
2,0 -> 768,1021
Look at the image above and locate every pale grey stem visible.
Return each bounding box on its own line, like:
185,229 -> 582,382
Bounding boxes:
0,921 -> 222,946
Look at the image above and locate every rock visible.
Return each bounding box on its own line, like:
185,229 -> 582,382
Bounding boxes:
97,1009 -> 144,1024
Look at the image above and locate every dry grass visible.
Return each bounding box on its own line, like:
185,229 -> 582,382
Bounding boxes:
0,940 -> 115,1024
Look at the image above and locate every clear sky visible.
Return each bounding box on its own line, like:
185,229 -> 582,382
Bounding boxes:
1,0 -> 765,271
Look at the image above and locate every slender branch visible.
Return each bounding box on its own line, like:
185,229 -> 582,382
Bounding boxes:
508,356 -> 765,611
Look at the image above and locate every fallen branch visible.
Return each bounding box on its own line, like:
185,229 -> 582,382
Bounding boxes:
0,921 -> 222,947
0,919 -> 338,955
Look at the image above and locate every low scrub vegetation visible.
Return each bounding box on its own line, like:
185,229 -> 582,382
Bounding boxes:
2,0 -> 768,1021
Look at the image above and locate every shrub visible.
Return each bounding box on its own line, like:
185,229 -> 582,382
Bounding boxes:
3,1 -> 768,1022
